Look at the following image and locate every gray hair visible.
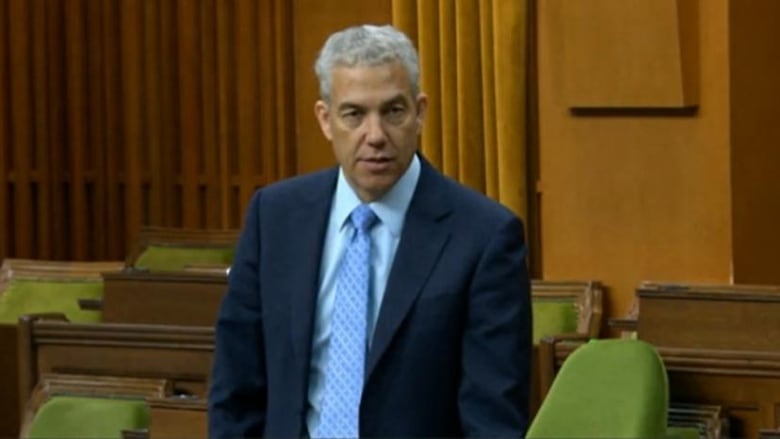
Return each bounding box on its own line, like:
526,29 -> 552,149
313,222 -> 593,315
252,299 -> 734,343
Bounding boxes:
314,24 -> 420,102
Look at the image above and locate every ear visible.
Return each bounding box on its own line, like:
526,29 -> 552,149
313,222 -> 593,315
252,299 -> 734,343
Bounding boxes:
314,100 -> 333,141
414,93 -> 428,135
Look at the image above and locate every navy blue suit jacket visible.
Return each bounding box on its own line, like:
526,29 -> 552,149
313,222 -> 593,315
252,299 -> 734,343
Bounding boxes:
208,157 -> 532,438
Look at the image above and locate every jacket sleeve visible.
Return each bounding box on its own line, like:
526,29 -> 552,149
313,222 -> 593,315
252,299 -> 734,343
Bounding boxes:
208,191 -> 267,439
458,215 -> 533,438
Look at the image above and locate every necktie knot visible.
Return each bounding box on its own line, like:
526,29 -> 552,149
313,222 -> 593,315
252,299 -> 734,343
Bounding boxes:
350,204 -> 378,233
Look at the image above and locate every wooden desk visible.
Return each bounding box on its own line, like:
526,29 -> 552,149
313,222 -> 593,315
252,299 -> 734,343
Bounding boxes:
17,315 -> 215,416
637,283 -> 780,435
101,271 -> 227,326
663,346 -> 780,437
637,283 -> 780,351
148,397 -> 207,439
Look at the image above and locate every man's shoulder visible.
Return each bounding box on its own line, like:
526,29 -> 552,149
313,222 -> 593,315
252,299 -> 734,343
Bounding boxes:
429,169 -> 518,223
255,167 -> 338,203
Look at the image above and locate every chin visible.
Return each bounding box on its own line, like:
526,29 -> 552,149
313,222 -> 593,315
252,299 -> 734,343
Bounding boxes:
357,181 -> 393,201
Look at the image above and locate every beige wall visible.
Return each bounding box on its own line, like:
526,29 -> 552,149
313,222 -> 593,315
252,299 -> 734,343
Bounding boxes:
537,0 -> 736,323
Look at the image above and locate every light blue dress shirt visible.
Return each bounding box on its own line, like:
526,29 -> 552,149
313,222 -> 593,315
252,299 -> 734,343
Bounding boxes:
306,154 -> 421,434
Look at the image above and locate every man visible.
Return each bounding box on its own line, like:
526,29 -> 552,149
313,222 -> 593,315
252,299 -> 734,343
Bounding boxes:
208,24 -> 532,438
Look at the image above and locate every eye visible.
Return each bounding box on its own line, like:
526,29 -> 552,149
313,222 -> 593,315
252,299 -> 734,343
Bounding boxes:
384,105 -> 407,123
340,109 -> 363,126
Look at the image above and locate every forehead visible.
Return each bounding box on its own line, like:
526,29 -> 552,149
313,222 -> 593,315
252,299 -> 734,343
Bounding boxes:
328,63 -> 414,104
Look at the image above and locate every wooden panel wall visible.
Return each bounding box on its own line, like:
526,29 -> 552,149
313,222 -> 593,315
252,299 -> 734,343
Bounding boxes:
292,0 -> 393,175
729,0 -> 780,285
560,0 -> 699,108
536,0 -> 733,323
0,0 -> 295,261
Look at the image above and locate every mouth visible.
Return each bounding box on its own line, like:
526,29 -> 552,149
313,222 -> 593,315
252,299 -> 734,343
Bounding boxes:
358,157 -> 394,172
361,156 -> 393,163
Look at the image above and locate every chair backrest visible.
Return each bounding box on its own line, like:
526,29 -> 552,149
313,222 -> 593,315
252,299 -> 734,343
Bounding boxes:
531,280 -> 603,343
127,227 -> 239,272
0,259 -> 125,323
21,373 -> 169,439
527,338 -> 668,438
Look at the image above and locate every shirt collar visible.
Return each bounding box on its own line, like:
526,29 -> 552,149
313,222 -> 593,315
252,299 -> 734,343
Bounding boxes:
333,154 -> 421,237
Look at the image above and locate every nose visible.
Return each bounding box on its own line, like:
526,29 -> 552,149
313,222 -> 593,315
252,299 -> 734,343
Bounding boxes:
364,113 -> 386,147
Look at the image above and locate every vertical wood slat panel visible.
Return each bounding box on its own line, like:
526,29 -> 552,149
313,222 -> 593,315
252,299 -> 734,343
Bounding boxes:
201,0 -> 221,228
0,0 -> 8,259
102,0 -> 123,258
216,0 -> 233,228
258,1 -> 276,185
158,0 -> 177,227
8,0 -> 34,257
65,0 -> 88,260
46,0 -> 67,259
32,0 -> 51,258
178,0 -> 201,228
274,0 -> 294,182
145,0 -> 162,226
1,0 -> 301,260
86,1 -> 106,259
121,0 -> 143,248
235,0 -> 259,211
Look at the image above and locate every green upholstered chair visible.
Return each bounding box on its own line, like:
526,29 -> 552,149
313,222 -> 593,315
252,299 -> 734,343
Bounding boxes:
0,278 -> 103,324
529,281 -> 605,418
128,227 -> 239,272
27,396 -> 149,439
532,300 -> 580,344
20,374 -> 168,439
531,280 -> 603,343
528,338 -> 670,438
133,245 -> 235,272
0,260 -> 124,323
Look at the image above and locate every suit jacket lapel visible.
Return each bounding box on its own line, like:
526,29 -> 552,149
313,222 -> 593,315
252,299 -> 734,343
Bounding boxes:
287,170 -> 337,367
366,160 -> 452,378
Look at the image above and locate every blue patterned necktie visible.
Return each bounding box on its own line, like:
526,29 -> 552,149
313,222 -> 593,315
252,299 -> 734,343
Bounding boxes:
315,204 -> 378,439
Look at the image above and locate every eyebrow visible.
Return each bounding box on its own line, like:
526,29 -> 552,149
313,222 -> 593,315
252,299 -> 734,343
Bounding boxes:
336,93 -> 408,112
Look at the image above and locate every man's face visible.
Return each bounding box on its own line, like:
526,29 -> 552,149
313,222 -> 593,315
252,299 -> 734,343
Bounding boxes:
315,62 -> 427,202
